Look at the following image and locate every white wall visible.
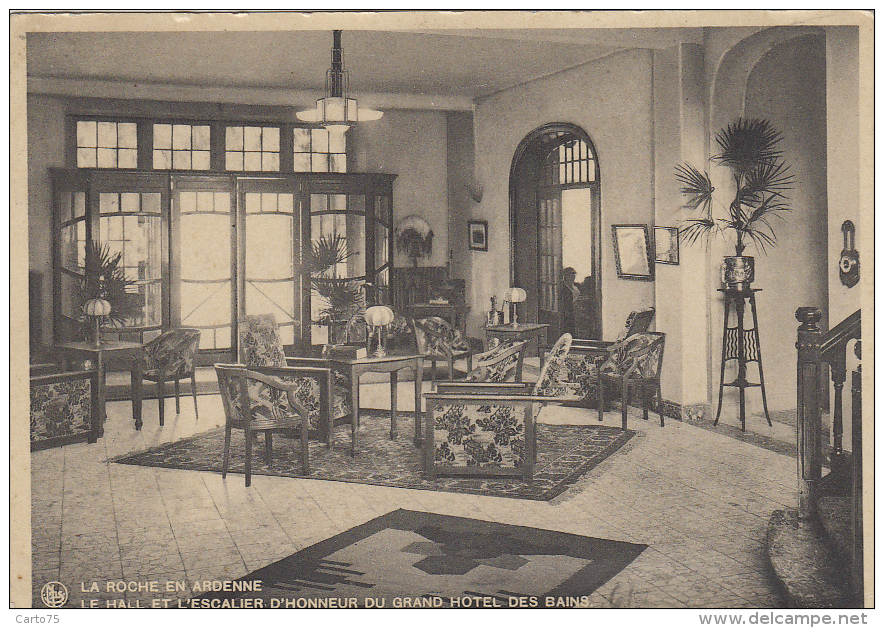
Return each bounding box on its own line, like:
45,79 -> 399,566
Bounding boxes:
471,48 -> 656,341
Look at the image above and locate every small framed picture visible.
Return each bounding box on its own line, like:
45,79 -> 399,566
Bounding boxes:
612,224 -> 653,280
654,226 -> 680,265
468,220 -> 488,251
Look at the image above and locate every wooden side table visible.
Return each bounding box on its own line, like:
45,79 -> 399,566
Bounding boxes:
714,288 -> 772,431
484,323 -> 550,359
54,340 -> 145,435
334,352 -> 425,453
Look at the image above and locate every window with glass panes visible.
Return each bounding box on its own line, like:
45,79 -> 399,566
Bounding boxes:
153,123 -> 211,170
225,125 -> 280,172
76,120 -> 138,168
293,127 -> 347,173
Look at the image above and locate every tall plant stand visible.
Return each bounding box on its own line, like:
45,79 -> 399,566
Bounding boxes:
714,288 -> 772,431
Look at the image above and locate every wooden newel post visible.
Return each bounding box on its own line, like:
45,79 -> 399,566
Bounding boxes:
851,340 -> 863,602
795,306 -> 823,520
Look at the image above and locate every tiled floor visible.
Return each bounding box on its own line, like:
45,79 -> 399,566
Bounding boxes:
31,366 -> 796,608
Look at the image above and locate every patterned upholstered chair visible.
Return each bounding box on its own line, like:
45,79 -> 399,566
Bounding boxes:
597,332 -> 666,429
413,316 -> 474,387
464,340 -> 528,383
215,364 -> 310,487
560,307 -> 656,402
423,333 -> 575,479
30,369 -> 100,451
132,328 -> 201,426
238,314 -> 354,454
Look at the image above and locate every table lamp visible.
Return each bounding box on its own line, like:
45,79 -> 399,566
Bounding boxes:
504,287 -> 527,327
83,298 -> 112,345
364,305 -> 395,357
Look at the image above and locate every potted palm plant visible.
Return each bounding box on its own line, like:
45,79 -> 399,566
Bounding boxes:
307,234 -> 364,344
676,118 -> 794,290
80,241 -> 143,340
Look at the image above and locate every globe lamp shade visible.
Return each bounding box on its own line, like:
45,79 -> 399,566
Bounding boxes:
364,305 -> 395,327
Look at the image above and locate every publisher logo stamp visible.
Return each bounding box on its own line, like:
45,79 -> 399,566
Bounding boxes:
40,582 -> 68,608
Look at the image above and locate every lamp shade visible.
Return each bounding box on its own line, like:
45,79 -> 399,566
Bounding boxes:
84,298 -> 112,317
504,287 -> 527,303
364,305 -> 395,327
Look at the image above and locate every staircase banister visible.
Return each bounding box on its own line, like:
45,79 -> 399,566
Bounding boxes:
820,309 -> 861,363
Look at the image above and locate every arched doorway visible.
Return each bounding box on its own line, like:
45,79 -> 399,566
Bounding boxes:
509,124 -> 601,340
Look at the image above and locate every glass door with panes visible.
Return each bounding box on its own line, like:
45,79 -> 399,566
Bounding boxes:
89,172 -> 169,341
237,177 -> 304,354
171,175 -> 236,363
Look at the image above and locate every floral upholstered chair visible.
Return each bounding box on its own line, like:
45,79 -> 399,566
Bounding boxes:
560,307 -> 656,403
238,314 -> 354,455
215,364 -> 310,486
464,340 -> 528,383
423,333 -> 575,480
596,332 -> 666,429
132,328 -> 201,427
413,316 -> 474,387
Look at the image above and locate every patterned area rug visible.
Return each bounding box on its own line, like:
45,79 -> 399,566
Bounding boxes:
193,509 -> 647,608
112,412 -> 635,501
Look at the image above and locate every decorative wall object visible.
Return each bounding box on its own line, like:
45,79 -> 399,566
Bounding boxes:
468,219 -> 488,251
839,220 -> 859,288
395,215 -> 434,267
654,226 -> 680,265
612,224 -> 653,280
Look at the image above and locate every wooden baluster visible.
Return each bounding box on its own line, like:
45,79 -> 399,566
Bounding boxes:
795,307 -> 823,520
829,339 -> 847,476
850,339 -> 863,603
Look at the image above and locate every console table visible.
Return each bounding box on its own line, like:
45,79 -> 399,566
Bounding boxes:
54,340 -> 145,434
714,288 -> 772,431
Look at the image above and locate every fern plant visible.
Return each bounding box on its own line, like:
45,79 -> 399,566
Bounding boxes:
676,118 -> 794,256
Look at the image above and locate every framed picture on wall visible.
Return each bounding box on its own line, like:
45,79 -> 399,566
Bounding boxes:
654,226 -> 680,265
612,224 -> 653,280
468,220 -> 488,251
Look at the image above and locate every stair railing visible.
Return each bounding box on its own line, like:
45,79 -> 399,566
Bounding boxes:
850,339 -> 862,602
794,307 -> 861,520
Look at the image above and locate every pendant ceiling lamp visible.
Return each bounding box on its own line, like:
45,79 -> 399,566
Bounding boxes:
296,30 -> 383,133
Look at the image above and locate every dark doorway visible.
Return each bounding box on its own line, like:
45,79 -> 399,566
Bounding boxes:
509,124 -> 601,340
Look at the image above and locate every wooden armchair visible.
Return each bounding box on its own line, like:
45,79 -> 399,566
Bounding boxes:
238,314 -> 355,455
215,364 -> 310,487
597,332 -> 666,429
412,316 -> 474,386
131,327 -> 201,427
423,334 -> 576,479
464,340 -> 528,383
560,307 -> 656,402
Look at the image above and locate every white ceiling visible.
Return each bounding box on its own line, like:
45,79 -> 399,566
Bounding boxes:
27,28 -> 702,103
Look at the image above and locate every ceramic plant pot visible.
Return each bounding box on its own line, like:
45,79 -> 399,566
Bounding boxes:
721,256 -> 755,291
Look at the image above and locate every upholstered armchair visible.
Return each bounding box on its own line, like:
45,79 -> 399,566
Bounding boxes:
132,328 -> 201,427
464,340 -> 528,383
559,307 -> 656,402
412,316 -> 474,386
30,369 -> 100,451
597,332 -> 666,429
238,314 -> 354,454
215,364 -> 310,487
423,333 -> 576,479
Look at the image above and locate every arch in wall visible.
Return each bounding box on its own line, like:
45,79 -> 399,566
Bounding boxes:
508,123 -> 602,339
709,27 -> 829,413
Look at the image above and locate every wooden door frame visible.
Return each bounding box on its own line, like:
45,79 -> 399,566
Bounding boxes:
508,123 -> 602,338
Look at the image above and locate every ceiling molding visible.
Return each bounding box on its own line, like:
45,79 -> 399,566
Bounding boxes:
27,76 -> 475,112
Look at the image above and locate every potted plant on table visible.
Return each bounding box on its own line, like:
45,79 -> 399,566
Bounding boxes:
307,234 -> 364,344
676,118 -> 794,290
80,241 -> 143,341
